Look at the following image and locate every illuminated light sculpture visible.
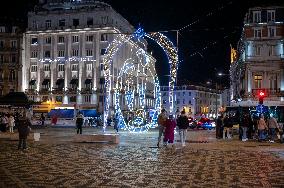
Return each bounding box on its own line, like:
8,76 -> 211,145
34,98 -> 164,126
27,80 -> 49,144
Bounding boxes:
103,27 -> 178,132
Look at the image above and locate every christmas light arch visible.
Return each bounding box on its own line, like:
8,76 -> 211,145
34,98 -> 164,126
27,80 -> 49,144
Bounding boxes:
103,28 -> 178,132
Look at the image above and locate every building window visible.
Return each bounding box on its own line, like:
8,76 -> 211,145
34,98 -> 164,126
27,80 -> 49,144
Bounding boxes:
45,20 -> 51,28
255,46 -> 261,56
253,11 -> 261,23
0,40 -> 4,48
32,20 -> 37,29
268,27 -> 276,37
56,96 -> 62,102
101,34 -> 108,41
0,27 -> 5,33
71,64 -> 78,71
58,64 -> 65,72
11,40 -> 17,48
9,70 -> 16,81
100,48 -> 106,55
254,28 -> 261,38
58,50 -> 65,57
31,37 -> 38,45
267,10 -> 275,22
72,49 -> 79,56
70,96 -> 77,102
100,63 -> 104,71
254,75 -> 262,89
268,45 -> 275,56
86,64 -> 92,71
86,35 -> 93,42
59,19 -> 65,27
45,37 -> 51,44
73,19 -> 79,27
87,17 -> 93,26
45,51 -> 51,58
31,51 -> 38,58
84,95 -> 91,103
58,36 -> 65,43
269,74 -> 277,90
44,64 -> 50,71
11,54 -> 16,63
31,65 -> 37,72
86,49 -> 93,56
72,35 -> 79,43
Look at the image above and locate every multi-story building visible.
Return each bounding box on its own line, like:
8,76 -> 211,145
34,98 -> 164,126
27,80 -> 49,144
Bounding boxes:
0,25 -> 22,96
160,85 -> 222,118
21,0 -> 156,113
230,6 -> 284,108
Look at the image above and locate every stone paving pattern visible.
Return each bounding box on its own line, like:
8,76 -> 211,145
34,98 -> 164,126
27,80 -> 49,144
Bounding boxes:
0,127 -> 284,188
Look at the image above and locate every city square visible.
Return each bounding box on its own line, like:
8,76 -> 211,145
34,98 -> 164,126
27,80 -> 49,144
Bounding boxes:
0,127 -> 284,187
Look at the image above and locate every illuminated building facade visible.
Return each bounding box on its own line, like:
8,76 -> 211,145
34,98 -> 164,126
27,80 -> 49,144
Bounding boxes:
230,6 -> 284,107
21,0 -> 156,113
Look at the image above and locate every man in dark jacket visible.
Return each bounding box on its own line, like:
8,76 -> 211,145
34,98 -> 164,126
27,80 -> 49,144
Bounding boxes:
17,117 -> 32,150
216,115 -> 223,139
177,111 -> 189,146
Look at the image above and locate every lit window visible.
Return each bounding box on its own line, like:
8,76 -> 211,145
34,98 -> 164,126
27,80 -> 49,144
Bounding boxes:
254,75 -> 262,89
268,27 -> 276,37
31,37 -> 38,45
254,28 -> 261,38
58,64 -> 65,72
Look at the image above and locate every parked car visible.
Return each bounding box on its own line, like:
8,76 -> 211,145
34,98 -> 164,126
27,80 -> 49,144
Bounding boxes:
197,118 -> 216,130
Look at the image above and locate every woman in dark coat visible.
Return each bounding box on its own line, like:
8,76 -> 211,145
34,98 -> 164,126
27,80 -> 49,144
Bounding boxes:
17,117 -> 32,150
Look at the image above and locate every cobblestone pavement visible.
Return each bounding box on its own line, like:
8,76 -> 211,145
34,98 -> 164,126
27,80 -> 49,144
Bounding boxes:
0,127 -> 283,188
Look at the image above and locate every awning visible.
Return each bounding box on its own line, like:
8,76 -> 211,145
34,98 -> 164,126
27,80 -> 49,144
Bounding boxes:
29,80 -> 36,85
42,79 -> 50,85
56,79 -> 64,85
85,79 -> 92,84
70,79 -> 78,85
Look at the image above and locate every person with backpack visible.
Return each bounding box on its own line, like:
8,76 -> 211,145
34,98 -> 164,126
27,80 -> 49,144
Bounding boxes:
177,110 -> 189,146
75,112 -> 84,134
17,116 -> 32,150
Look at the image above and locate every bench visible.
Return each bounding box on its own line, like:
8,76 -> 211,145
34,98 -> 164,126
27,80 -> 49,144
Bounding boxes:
0,132 -> 40,141
73,134 -> 119,144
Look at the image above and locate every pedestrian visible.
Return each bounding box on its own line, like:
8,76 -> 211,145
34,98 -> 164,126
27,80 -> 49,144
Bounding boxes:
75,112 -> 84,134
113,116 -> 119,133
223,114 -> 231,139
216,114 -> 223,139
267,115 -> 279,143
40,113 -> 45,126
8,114 -> 15,133
177,110 -> 189,146
17,116 -> 32,150
257,114 -> 267,142
163,114 -> 176,148
241,113 -> 250,141
157,109 -> 167,147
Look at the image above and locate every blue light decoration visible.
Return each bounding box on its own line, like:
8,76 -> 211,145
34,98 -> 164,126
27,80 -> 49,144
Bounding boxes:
103,27 -> 178,132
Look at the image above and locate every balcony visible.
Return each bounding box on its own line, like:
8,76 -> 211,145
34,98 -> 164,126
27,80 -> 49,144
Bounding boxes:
81,88 -> 93,94
251,88 -> 282,97
66,88 -> 78,94
52,88 -> 65,95
25,89 -> 37,95
38,88 -> 51,95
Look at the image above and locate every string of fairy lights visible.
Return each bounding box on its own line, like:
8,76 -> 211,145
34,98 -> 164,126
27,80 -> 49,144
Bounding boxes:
102,27 -> 176,132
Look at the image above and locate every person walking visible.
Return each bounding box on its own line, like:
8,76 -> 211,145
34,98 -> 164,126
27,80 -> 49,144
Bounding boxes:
8,114 -> 15,133
17,116 -> 32,150
113,116 -> 119,133
257,114 -> 267,142
267,115 -> 279,143
177,110 -> 189,146
241,113 -> 250,141
163,114 -> 177,148
40,113 -> 45,126
75,112 -> 84,134
157,109 -> 167,147
216,114 -> 223,139
223,114 -> 231,139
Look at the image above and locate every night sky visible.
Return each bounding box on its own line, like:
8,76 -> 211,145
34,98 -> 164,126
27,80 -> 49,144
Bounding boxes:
1,0 -> 283,86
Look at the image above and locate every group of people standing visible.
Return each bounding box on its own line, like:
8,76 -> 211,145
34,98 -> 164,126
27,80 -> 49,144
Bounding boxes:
157,109 -> 189,148
0,113 -> 16,133
216,112 -> 281,143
